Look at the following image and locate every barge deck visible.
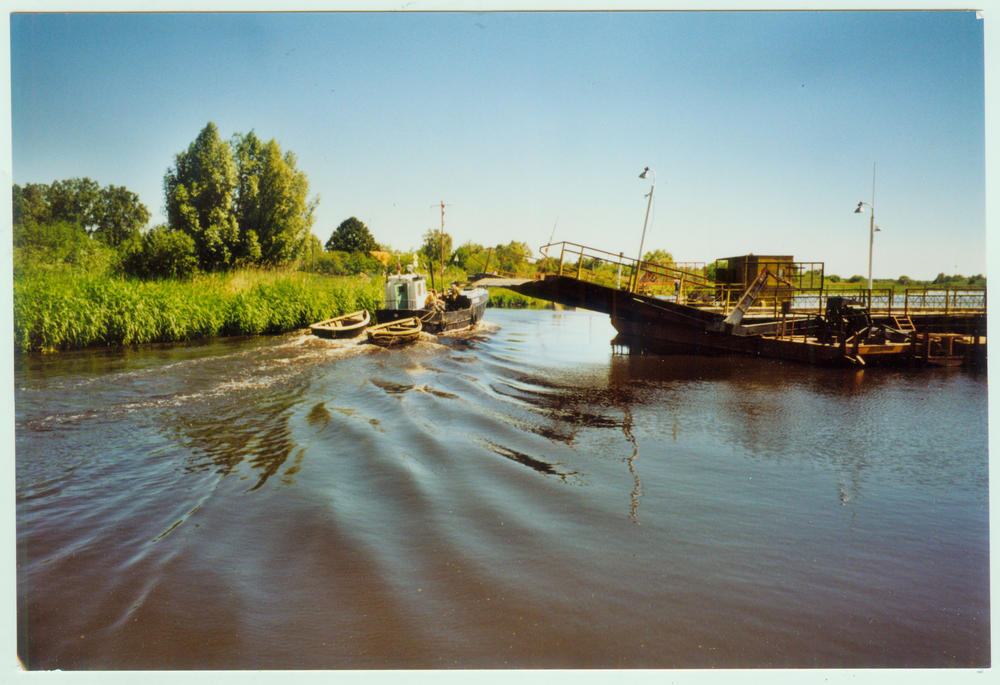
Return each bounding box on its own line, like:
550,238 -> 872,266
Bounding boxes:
475,242 -> 985,368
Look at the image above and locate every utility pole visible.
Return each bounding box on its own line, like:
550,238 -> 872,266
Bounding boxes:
432,201 -> 451,290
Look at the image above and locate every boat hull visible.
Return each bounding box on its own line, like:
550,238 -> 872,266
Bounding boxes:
610,318 -> 913,366
310,310 -> 370,339
376,288 -> 489,334
512,275 -> 963,367
366,318 -> 422,347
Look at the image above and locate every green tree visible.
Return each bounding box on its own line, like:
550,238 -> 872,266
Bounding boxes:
454,241 -> 486,271
493,241 -> 532,274
232,131 -> 318,264
12,184 -> 25,225
93,185 -> 151,247
232,131 -> 265,262
13,179 -> 151,247
643,249 -> 674,264
326,217 -> 377,253
14,178 -> 104,231
420,229 -> 453,268
300,233 -> 323,271
45,178 -> 102,230
164,122 -> 240,270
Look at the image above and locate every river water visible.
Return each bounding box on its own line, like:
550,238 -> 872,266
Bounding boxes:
14,308 -> 989,670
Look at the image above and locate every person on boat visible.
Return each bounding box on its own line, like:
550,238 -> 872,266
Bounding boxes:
427,290 -> 446,312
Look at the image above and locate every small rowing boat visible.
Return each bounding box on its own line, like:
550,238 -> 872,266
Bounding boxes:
366,317 -> 422,347
310,310 -> 371,339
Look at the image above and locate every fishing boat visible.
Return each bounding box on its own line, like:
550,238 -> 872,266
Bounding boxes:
375,272 -> 489,334
310,310 -> 370,339
366,317 -> 422,347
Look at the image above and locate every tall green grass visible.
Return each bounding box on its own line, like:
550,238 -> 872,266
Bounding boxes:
14,269 -> 384,353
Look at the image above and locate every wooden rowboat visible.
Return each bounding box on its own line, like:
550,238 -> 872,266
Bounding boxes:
310,310 -> 370,339
367,317 -> 422,347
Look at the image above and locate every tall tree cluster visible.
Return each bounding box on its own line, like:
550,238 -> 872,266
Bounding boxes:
13,177 -> 150,247
164,122 -> 318,270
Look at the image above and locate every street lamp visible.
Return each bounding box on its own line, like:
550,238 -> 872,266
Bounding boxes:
636,167 -> 655,292
853,162 -> 880,293
854,203 -> 882,293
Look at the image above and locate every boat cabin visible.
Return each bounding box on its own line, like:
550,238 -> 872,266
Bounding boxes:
384,273 -> 429,311
715,254 -> 796,288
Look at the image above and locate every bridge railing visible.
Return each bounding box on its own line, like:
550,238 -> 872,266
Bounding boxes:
533,242 -> 985,318
712,285 -> 986,318
537,241 -> 711,296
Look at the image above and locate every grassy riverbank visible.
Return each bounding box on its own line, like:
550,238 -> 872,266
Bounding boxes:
13,263 -> 560,353
485,288 -> 552,309
14,270 -> 384,353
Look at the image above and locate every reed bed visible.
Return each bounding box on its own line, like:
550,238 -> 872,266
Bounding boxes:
14,269 -> 384,353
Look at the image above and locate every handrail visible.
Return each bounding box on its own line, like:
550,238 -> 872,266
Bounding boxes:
533,241 -> 986,317
538,241 -> 711,294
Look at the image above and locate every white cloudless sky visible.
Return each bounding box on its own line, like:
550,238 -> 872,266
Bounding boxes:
7,4 -> 989,281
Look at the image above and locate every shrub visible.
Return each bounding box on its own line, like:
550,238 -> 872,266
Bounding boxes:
121,225 -> 199,280
311,250 -> 383,276
13,219 -> 119,279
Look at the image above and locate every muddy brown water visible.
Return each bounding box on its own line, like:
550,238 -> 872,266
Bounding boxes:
14,309 -> 989,669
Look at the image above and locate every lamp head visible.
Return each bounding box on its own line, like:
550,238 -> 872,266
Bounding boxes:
639,167 -> 651,180
854,202 -> 866,214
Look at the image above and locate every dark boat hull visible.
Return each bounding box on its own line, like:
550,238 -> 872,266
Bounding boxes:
510,275 -> 962,367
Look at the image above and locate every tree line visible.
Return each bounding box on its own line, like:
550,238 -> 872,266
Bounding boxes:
308,216 -> 537,279
13,119 -> 540,283
14,122 -> 319,280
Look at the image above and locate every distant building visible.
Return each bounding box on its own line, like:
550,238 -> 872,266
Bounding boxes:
714,254 -> 797,304
369,250 -> 392,267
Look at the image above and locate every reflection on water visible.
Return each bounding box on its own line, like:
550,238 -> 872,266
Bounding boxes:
15,310 -> 989,669
474,438 -> 580,482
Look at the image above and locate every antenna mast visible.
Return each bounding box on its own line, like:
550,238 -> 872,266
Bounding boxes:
432,200 -> 451,289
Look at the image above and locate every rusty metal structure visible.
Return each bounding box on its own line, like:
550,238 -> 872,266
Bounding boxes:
475,241 -> 986,368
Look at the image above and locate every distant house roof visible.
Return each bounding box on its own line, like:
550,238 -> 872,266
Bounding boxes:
369,250 -> 392,266
717,254 -> 794,263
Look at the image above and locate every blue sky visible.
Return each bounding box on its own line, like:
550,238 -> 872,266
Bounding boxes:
8,6 -> 988,281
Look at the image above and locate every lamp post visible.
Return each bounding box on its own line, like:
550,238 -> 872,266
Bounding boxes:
853,162 -> 881,294
635,167 -> 655,292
